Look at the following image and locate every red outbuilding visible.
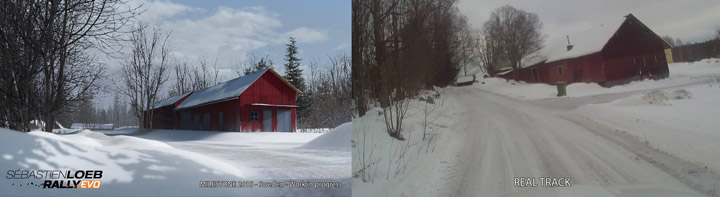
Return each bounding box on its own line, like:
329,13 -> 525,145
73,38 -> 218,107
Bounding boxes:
145,92 -> 193,129
146,68 -> 300,132
499,14 -> 671,86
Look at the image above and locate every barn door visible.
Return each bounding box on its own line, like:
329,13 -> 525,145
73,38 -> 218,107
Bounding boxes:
278,110 -> 291,132
573,70 -> 583,82
193,114 -> 201,130
203,112 -> 211,131
180,111 -> 191,130
263,110 -> 273,132
218,111 -> 224,131
531,68 -> 539,82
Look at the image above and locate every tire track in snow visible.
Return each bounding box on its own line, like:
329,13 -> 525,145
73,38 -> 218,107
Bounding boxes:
447,87 -> 693,196
562,114 -> 720,197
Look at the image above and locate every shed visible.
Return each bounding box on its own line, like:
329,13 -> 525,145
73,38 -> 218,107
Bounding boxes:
145,92 -> 193,129
147,68 -> 300,132
456,75 -> 476,86
499,14 -> 671,86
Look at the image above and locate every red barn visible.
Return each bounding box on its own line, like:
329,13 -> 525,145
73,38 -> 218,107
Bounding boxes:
147,68 -> 300,132
145,92 -> 192,129
500,14 -> 671,86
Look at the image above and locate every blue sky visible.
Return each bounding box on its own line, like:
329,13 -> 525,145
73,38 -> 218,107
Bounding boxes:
176,0 -> 350,62
96,0 -> 349,108
135,0 -> 350,72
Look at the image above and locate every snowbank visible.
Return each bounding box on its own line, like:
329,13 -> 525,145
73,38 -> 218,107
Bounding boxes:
475,59 -> 720,100
575,84 -> 720,173
97,127 -> 141,135
300,122 -> 351,151
298,128 -> 332,133
634,89 -> 692,105
353,88 -> 466,196
0,128 -> 271,196
32,130 -> 172,149
28,130 -> 103,146
137,129 -> 323,148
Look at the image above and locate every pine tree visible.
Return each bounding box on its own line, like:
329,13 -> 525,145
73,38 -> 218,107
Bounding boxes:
283,37 -> 310,126
113,94 -> 121,126
76,94 -> 95,124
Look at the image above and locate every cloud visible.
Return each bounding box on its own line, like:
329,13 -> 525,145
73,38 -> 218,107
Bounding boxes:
282,27 -> 329,44
333,42 -> 349,51
93,0 -> 342,108
132,0 -> 200,21
161,6 -> 282,63
129,3 -> 330,69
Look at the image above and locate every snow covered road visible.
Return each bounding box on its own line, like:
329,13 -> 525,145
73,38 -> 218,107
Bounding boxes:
448,87 -> 697,196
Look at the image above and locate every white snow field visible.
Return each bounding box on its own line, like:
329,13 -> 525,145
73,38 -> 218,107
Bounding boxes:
575,85 -> 720,174
353,89 -> 470,196
1,123 -> 351,196
353,59 -> 720,196
301,122 -> 351,151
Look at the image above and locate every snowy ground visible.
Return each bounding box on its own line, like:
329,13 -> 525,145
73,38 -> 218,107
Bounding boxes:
353,59 -> 720,196
448,88 -> 702,196
574,85 -> 720,174
2,124 -> 351,196
353,88 -> 467,197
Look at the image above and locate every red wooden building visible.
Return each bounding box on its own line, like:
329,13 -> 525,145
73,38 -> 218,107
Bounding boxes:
147,68 -> 300,132
500,14 -> 671,86
145,92 -> 192,129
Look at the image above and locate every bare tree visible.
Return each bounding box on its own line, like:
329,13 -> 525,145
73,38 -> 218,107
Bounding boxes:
305,54 -> 352,129
235,51 -> 274,76
168,60 -> 194,97
168,56 -> 220,97
456,26 -> 482,76
351,0 -> 371,117
0,0 -> 139,132
479,19 -> 505,77
192,56 -> 220,91
121,24 -> 171,130
486,5 -> 543,81
675,38 -> 684,47
353,0 -> 467,140
662,35 -> 676,47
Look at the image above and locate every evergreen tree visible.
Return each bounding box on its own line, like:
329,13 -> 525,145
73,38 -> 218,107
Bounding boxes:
76,94 -> 96,124
113,94 -> 121,126
283,37 -> 310,126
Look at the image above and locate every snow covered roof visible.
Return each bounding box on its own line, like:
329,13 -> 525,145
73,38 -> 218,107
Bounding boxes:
175,68 -> 300,110
530,15 -> 628,66
153,92 -> 192,109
